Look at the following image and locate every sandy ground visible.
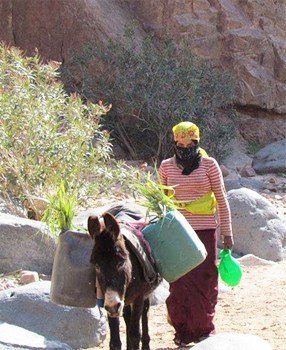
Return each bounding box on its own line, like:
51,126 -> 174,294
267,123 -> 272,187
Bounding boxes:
93,185 -> 286,350
1,252 -> 285,350
1,176 -> 285,350
96,259 -> 286,350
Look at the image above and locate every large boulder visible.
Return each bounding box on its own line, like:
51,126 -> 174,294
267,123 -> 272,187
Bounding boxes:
126,0 -> 286,144
252,139 -> 286,174
0,281 -> 106,349
0,0 -> 144,62
0,323 -> 72,350
0,213 -> 56,274
192,333 -> 272,350
228,188 -> 286,261
0,1 -> 286,144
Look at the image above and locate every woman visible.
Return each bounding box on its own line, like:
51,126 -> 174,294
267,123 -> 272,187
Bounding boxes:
159,121 -> 234,346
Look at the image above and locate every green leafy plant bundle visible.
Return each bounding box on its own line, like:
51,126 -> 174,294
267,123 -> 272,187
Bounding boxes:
134,172 -> 178,217
41,180 -> 77,238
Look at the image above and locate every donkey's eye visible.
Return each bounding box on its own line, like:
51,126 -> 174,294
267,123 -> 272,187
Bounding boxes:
115,246 -> 121,253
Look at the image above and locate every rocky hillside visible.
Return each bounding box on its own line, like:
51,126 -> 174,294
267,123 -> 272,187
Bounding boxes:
1,0 -> 286,145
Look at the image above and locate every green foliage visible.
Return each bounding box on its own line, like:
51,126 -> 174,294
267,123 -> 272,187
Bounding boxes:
41,180 -> 77,237
63,29 -> 238,162
134,172 -> 177,217
0,44 -> 140,207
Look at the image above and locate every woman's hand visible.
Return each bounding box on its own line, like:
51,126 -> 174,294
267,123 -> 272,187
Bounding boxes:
222,235 -> 234,250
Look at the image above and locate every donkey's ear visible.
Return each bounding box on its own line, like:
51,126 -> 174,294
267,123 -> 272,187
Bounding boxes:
88,216 -> 101,239
103,212 -> 120,238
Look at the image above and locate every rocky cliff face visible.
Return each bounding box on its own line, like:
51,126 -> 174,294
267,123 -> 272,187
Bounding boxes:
1,0 -> 285,145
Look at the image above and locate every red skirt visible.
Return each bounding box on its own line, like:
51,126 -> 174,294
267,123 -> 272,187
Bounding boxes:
166,229 -> 218,343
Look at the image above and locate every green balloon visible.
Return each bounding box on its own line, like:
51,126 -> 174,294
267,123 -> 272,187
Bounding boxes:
218,249 -> 242,286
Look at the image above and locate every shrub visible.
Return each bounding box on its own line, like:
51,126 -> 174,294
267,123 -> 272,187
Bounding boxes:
0,44 -> 140,209
63,30 -> 238,162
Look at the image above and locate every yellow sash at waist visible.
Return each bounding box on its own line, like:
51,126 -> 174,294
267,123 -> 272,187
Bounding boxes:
174,191 -> 217,215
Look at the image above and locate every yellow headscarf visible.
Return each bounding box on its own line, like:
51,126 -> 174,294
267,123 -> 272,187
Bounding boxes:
172,121 -> 208,156
172,121 -> 200,143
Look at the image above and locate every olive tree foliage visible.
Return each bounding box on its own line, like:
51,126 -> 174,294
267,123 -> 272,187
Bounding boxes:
0,44 -> 139,208
62,30 -> 238,162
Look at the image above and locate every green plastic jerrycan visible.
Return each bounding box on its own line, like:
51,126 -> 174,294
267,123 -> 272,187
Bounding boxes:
142,210 -> 207,283
218,249 -> 242,287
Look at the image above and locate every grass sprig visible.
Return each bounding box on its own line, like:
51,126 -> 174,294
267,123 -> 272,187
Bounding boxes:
135,172 -> 177,217
41,180 -> 77,238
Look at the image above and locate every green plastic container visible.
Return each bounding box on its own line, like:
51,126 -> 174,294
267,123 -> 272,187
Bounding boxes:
142,210 -> 207,283
218,249 -> 242,287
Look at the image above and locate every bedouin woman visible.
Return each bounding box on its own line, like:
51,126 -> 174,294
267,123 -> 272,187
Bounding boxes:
159,121 -> 234,347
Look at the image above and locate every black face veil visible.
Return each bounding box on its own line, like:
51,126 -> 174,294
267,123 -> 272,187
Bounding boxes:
174,142 -> 202,175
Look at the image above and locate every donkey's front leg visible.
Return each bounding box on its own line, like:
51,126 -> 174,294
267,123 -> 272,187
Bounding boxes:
108,316 -> 122,350
128,299 -> 144,350
123,304 -> 132,350
141,298 -> 151,350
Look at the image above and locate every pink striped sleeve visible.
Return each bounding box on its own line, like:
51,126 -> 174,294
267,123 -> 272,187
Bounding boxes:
159,162 -> 167,185
207,158 -> 233,237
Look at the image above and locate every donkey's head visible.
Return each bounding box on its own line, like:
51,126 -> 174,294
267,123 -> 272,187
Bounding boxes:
88,212 -> 132,317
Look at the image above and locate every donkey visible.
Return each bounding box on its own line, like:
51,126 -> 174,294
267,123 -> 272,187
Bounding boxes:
88,207 -> 161,350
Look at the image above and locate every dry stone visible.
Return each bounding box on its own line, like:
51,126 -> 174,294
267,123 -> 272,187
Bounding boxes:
0,1 -> 286,144
0,281 -> 106,349
252,139 -> 286,174
125,0 -> 286,142
239,164 -> 256,177
19,271 -> 40,285
0,323 -> 72,350
0,0 -> 144,62
0,213 -> 56,274
228,188 -> 286,261
191,333 -> 272,350
238,254 -> 275,267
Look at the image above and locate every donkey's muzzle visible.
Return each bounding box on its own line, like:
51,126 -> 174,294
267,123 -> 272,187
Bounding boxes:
105,301 -> 124,317
104,290 -> 124,317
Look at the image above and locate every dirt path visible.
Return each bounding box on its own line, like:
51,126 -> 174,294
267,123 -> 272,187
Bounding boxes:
92,186 -> 286,350
1,180 -> 285,350
97,259 -> 286,350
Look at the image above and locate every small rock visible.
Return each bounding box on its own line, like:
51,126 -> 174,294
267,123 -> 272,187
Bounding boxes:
23,196 -> 49,220
20,271 -> 40,284
238,254 -> 275,266
220,164 -> 231,177
239,165 -> 256,178
218,282 -> 231,293
265,183 -> 277,192
39,274 -> 51,281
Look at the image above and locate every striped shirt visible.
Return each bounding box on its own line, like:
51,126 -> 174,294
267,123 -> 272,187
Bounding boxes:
159,156 -> 233,237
